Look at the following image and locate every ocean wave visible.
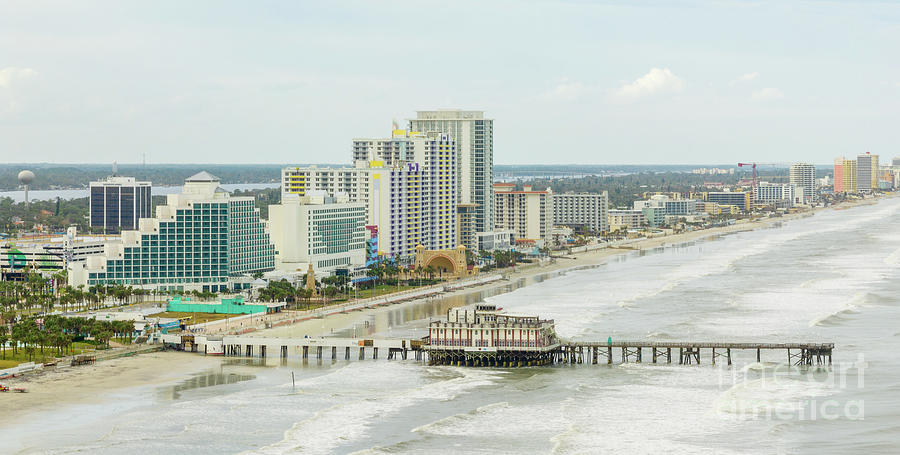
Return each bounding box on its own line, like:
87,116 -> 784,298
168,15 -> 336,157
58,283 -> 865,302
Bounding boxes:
808,292 -> 870,327
741,362 -> 787,373
715,377 -> 836,419
411,402 -> 510,435
808,306 -> 858,327
883,247 -> 900,266
242,368 -> 501,455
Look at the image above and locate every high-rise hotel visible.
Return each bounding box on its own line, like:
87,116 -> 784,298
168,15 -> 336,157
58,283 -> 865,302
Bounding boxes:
281,129 -> 458,259
833,158 -> 857,193
409,110 -> 494,244
857,153 -> 879,193
70,172 -> 275,292
789,163 -> 817,203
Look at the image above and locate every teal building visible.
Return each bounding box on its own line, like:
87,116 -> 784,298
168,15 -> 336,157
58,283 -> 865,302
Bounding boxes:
166,295 -> 280,314
72,172 -> 275,293
641,207 -> 666,228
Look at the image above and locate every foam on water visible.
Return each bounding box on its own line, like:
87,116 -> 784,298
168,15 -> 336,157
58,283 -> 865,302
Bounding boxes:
715,377 -> 836,419
883,246 -> 900,265
244,366 -> 503,455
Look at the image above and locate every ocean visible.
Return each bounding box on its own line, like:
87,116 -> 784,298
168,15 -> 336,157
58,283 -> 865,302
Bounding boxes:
5,198 -> 900,454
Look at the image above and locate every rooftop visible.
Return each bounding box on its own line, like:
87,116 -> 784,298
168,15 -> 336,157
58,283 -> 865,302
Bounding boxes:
185,171 -> 220,182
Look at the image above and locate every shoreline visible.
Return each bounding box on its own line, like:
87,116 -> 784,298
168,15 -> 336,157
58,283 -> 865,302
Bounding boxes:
0,196 -> 884,423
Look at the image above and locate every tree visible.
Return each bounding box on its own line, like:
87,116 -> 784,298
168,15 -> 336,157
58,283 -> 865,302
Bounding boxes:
366,261 -> 385,287
465,249 -> 477,266
323,286 -> 338,301
0,325 -> 8,360
414,265 -> 424,286
296,288 -> 313,310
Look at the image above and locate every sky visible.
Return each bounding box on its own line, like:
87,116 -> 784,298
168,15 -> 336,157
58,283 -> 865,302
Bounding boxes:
1,0 -> 899,166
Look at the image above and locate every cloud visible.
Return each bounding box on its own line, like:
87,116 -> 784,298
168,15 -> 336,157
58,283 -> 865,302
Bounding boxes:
730,72 -> 759,85
0,67 -> 37,88
615,68 -> 684,98
751,87 -> 784,100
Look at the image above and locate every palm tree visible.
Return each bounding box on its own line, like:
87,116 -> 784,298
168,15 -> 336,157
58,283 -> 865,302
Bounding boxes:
11,322 -> 24,355
323,286 -> 338,301
0,325 -> 8,360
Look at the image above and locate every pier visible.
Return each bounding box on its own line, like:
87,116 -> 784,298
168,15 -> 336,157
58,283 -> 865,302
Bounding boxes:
221,336 -> 425,361
158,304 -> 834,368
555,341 -> 834,366
160,334 -> 428,361
163,335 -> 833,368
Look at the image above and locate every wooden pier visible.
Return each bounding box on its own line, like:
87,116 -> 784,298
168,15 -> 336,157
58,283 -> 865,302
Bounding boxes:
218,336 -> 426,361
554,341 -> 834,366
160,334 -> 833,367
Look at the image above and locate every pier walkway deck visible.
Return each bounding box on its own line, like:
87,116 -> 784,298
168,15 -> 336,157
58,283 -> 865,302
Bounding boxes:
161,334 -> 833,367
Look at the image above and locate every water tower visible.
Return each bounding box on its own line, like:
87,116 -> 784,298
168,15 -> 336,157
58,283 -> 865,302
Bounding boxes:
18,169 -> 35,207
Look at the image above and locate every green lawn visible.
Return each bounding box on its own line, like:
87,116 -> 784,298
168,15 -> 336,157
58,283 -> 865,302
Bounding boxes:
352,282 -> 442,300
289,282 -> 443,310
147,311 -> 239,324
0,343 -> 94,369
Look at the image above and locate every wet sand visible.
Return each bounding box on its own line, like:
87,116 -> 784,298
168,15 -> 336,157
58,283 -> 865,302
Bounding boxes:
0,352 -> 220,427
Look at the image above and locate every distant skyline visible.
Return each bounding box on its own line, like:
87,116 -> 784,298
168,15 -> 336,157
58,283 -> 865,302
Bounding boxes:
2,1 -> 899,165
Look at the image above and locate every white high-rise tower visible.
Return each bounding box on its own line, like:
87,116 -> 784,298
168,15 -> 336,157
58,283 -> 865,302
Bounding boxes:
409,110 -> 494,238
789,163 -> 817,203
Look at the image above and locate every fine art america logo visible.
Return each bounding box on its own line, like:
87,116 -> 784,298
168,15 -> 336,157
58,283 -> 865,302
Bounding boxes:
714,354 -> 866,421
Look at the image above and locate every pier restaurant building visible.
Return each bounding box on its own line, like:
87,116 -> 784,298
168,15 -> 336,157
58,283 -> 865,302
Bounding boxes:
425,304 -> 559,366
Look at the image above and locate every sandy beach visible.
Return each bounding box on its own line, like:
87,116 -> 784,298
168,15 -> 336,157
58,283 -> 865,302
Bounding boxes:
0,197 -> 881,423
0,352 -> 223,427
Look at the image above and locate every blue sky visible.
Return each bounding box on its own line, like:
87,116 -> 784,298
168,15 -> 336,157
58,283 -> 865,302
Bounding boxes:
1,1 -> 898,165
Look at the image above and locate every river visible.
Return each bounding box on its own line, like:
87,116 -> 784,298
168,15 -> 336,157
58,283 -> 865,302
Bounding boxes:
0,183 -> 280,203
4,198 -> 899,454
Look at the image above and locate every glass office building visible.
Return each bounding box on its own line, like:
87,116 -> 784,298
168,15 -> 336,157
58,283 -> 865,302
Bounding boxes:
89,176 -> 152,233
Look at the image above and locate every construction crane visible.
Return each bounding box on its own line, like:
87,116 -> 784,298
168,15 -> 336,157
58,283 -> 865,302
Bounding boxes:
738,161 -> 791,179
737,162 -> 760,190
737,162 -> 790,205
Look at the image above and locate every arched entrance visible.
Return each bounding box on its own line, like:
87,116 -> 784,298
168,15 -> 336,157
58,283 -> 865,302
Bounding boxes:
413,244 -> 478,279
426,255 -> 456,274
